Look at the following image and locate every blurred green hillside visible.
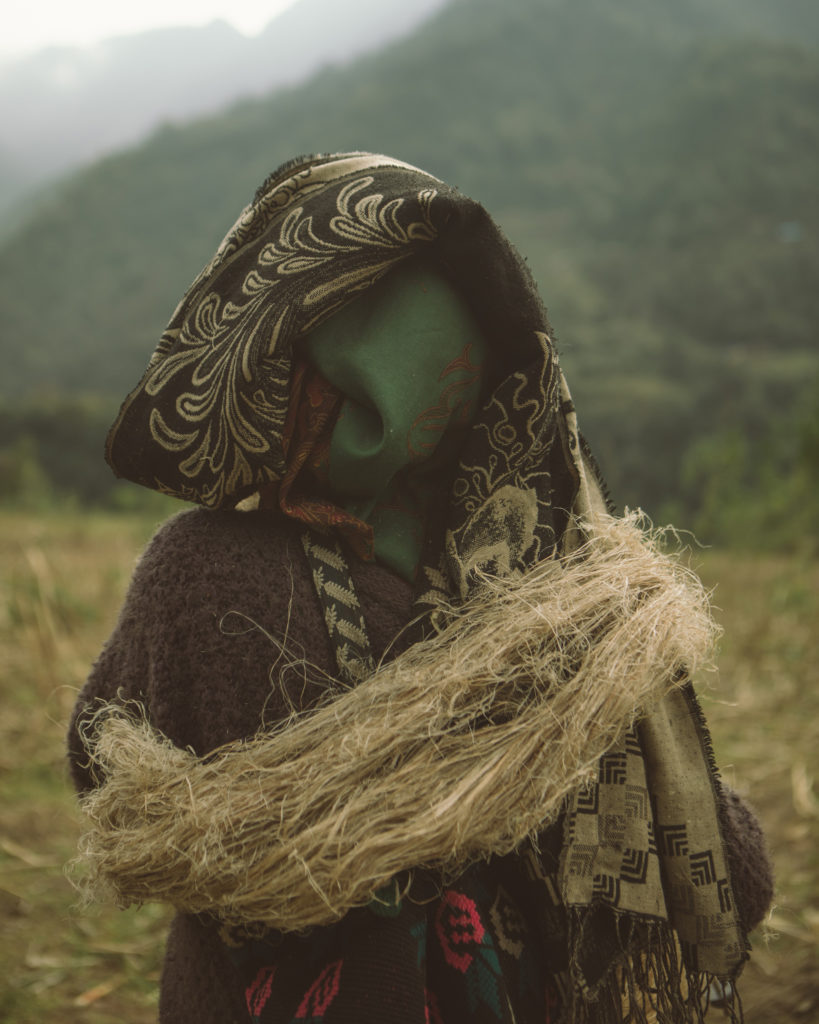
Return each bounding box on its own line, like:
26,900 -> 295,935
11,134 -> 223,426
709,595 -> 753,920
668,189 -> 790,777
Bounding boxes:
1,0 -> 817,546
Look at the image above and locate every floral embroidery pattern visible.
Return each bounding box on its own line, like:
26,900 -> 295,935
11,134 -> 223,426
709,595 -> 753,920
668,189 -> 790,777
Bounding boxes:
434,889 -> 486,973
231,875 -> 560,1023
246,965 -> 276,1020
295,959 -> 343,1020
107,158 -> 439,508
489,886 -> 527,959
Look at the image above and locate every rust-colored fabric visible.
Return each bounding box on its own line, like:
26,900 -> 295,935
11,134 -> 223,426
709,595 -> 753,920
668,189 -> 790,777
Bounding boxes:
265,359 -> 375,560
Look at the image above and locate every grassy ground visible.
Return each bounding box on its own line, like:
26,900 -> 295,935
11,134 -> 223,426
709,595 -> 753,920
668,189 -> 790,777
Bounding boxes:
0,511 -> 816,1021
0,512 -> 171,1022
692,550 -> 819,1021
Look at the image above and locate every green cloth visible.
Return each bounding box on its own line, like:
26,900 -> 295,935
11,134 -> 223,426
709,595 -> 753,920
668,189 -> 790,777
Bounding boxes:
303,261 -> 488,581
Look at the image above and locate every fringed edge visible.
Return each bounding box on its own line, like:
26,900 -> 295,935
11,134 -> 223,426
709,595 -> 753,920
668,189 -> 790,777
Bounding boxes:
252,154 -> 324,204
558,680 -> 754,1024
562,909 -> 746,1024
680,681 -> 753,963
578,433 -> 617,516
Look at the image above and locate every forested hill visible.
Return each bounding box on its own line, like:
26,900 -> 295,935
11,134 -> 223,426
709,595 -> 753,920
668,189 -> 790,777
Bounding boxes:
1,0 -> 817,532
0,0 -> 449,209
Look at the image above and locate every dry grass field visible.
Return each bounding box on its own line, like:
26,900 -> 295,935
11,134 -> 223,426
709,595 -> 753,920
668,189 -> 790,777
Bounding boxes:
0,511 -> 816,1022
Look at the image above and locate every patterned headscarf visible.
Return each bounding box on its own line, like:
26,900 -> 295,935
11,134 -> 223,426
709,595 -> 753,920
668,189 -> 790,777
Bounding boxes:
106,152 -> 577,607
106,153 -> 749,1018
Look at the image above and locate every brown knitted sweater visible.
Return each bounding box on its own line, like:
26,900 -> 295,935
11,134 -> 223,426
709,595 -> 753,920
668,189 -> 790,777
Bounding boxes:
69,508 -> 415,1022
68,508 -> 772,1024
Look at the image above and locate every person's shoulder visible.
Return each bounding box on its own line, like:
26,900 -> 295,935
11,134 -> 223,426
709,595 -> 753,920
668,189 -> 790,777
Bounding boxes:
134,506 -> 301,587
145,505 -> 297,547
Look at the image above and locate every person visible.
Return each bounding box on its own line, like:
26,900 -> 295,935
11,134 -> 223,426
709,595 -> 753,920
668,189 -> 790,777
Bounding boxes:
69,152 -> 772,1023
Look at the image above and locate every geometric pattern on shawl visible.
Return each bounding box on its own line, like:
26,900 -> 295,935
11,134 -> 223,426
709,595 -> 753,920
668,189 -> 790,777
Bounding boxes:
558,383 -> 748,1001
561,699 -> 746,986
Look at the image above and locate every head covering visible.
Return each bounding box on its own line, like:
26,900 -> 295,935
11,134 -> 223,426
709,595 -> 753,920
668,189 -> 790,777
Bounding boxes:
103,153 -> 750,1019
106,152 -> 578,606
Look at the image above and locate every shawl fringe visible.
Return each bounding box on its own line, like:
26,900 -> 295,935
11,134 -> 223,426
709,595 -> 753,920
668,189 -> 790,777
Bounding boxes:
563,910 -> 743,1024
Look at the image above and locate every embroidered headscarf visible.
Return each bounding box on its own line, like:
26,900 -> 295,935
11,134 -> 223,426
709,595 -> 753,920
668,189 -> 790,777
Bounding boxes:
106,152 -> 576,604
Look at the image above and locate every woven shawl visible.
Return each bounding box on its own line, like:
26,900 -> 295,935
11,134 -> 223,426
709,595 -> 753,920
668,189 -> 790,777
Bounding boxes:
104,153 -> 749,1018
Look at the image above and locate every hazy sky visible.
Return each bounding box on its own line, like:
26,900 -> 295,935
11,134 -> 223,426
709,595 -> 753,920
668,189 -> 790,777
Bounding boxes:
4,0 -> 302,58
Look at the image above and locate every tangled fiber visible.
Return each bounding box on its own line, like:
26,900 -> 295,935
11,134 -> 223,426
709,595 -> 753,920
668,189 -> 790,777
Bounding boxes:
74,514 -> 718,931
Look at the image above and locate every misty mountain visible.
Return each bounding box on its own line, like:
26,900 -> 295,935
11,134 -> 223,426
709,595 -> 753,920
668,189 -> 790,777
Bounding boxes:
0,0 -> 817,513
0,0 -> 448,213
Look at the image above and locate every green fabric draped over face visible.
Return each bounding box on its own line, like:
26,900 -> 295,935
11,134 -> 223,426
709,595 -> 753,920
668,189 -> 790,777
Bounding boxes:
302,260 -> 488,581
